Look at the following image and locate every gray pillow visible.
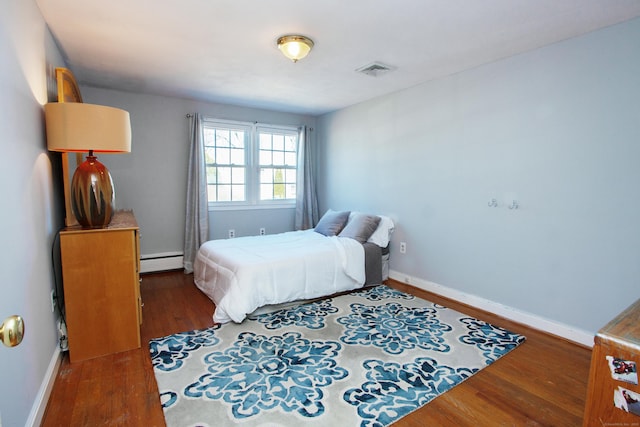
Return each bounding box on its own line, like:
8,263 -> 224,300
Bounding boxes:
339,213 -> 381,243
314,209 -> 350,236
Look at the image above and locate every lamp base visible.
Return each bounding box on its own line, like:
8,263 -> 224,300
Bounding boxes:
71,154 -> 115,228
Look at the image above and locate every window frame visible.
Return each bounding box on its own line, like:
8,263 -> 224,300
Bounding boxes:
202,117 -> 299,211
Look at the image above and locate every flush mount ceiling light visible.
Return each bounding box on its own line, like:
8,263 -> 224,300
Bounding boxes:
277,35 -> 314,62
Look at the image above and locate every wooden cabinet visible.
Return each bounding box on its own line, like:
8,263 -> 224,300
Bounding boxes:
60,210 -> 142,362
583,298 -> 640,426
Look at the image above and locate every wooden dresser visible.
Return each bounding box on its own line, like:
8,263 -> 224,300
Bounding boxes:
59,210 -> 142,362
583,298 -> 640,426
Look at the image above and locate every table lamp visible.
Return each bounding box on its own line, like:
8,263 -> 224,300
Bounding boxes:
45,102 -> 131,228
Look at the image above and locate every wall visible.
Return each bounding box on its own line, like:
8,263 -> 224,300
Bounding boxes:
0,1 -> 67,426
81,87 -> 316,258
317,18 -> 640,339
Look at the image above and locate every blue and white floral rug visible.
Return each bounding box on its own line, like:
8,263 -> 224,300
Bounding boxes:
149,285 -> 525,426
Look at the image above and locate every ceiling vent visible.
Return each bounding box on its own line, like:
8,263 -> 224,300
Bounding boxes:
356,62 -> 395,77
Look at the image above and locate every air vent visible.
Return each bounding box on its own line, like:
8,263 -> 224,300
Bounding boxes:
356,62 -> 395,77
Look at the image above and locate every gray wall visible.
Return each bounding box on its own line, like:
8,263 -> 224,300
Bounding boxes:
317,18 -> 640,335
81,87 -> 316,257
0,2 -> 67,425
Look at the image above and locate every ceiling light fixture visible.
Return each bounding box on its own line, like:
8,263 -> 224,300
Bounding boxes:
277,35 -> 314,63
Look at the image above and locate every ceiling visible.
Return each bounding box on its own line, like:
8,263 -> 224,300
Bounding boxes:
36,0 -> 640,116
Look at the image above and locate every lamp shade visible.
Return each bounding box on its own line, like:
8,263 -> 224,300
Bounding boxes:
44,102 -> 131,153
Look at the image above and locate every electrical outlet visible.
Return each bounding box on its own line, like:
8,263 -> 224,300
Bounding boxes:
259,227 -> 266,235
51,290 -> 56,313
399,242 -> 407,254
228,229 -> 235,238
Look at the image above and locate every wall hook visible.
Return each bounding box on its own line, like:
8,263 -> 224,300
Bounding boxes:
488,198 -> 498,207
509,200 -> 519,210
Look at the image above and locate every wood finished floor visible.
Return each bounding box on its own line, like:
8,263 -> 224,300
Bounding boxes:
41,271 -> 592,426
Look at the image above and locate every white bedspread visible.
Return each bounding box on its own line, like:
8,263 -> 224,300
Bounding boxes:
193,230 -> 365,323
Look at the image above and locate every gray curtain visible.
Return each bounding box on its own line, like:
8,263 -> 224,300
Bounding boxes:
294,125 -> 319,230
183,113 -> 209,273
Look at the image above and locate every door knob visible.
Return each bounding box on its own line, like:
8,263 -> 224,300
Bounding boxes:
0,315 -> 24,347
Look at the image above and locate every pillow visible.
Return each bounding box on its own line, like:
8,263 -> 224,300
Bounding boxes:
368,215 -> 394,247
314,209 -> 350,236
339,213 -> 381,243
347,213 -> 393,247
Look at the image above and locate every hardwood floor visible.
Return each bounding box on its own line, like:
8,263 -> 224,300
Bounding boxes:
41,271 -> 592,426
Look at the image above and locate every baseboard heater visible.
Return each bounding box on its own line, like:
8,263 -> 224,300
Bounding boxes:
140,252 -> 183,273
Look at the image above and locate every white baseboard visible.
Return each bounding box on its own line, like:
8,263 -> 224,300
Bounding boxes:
140,252 -> 183,273
388,270 -> 594,348
26,346 -> 62,427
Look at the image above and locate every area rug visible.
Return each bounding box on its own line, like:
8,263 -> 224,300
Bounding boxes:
149,285 -> 525,426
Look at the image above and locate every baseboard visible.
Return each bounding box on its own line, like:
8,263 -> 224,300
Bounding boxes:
388,270 -> 594,348
140,252 -> 183,273
26,346 -> 62,427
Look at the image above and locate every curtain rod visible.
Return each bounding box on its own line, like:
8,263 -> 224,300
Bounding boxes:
185,113 -> 313,130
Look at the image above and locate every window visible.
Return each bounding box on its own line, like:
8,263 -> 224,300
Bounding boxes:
258,127 -> 298,201
202,119 -> 298,208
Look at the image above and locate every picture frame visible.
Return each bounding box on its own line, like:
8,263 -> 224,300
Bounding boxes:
55,67 -> 83,227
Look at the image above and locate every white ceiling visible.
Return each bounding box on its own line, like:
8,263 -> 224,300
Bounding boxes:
36,0 -> 640,116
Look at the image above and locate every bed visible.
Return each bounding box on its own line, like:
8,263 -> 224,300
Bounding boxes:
193,210 -> 394,323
